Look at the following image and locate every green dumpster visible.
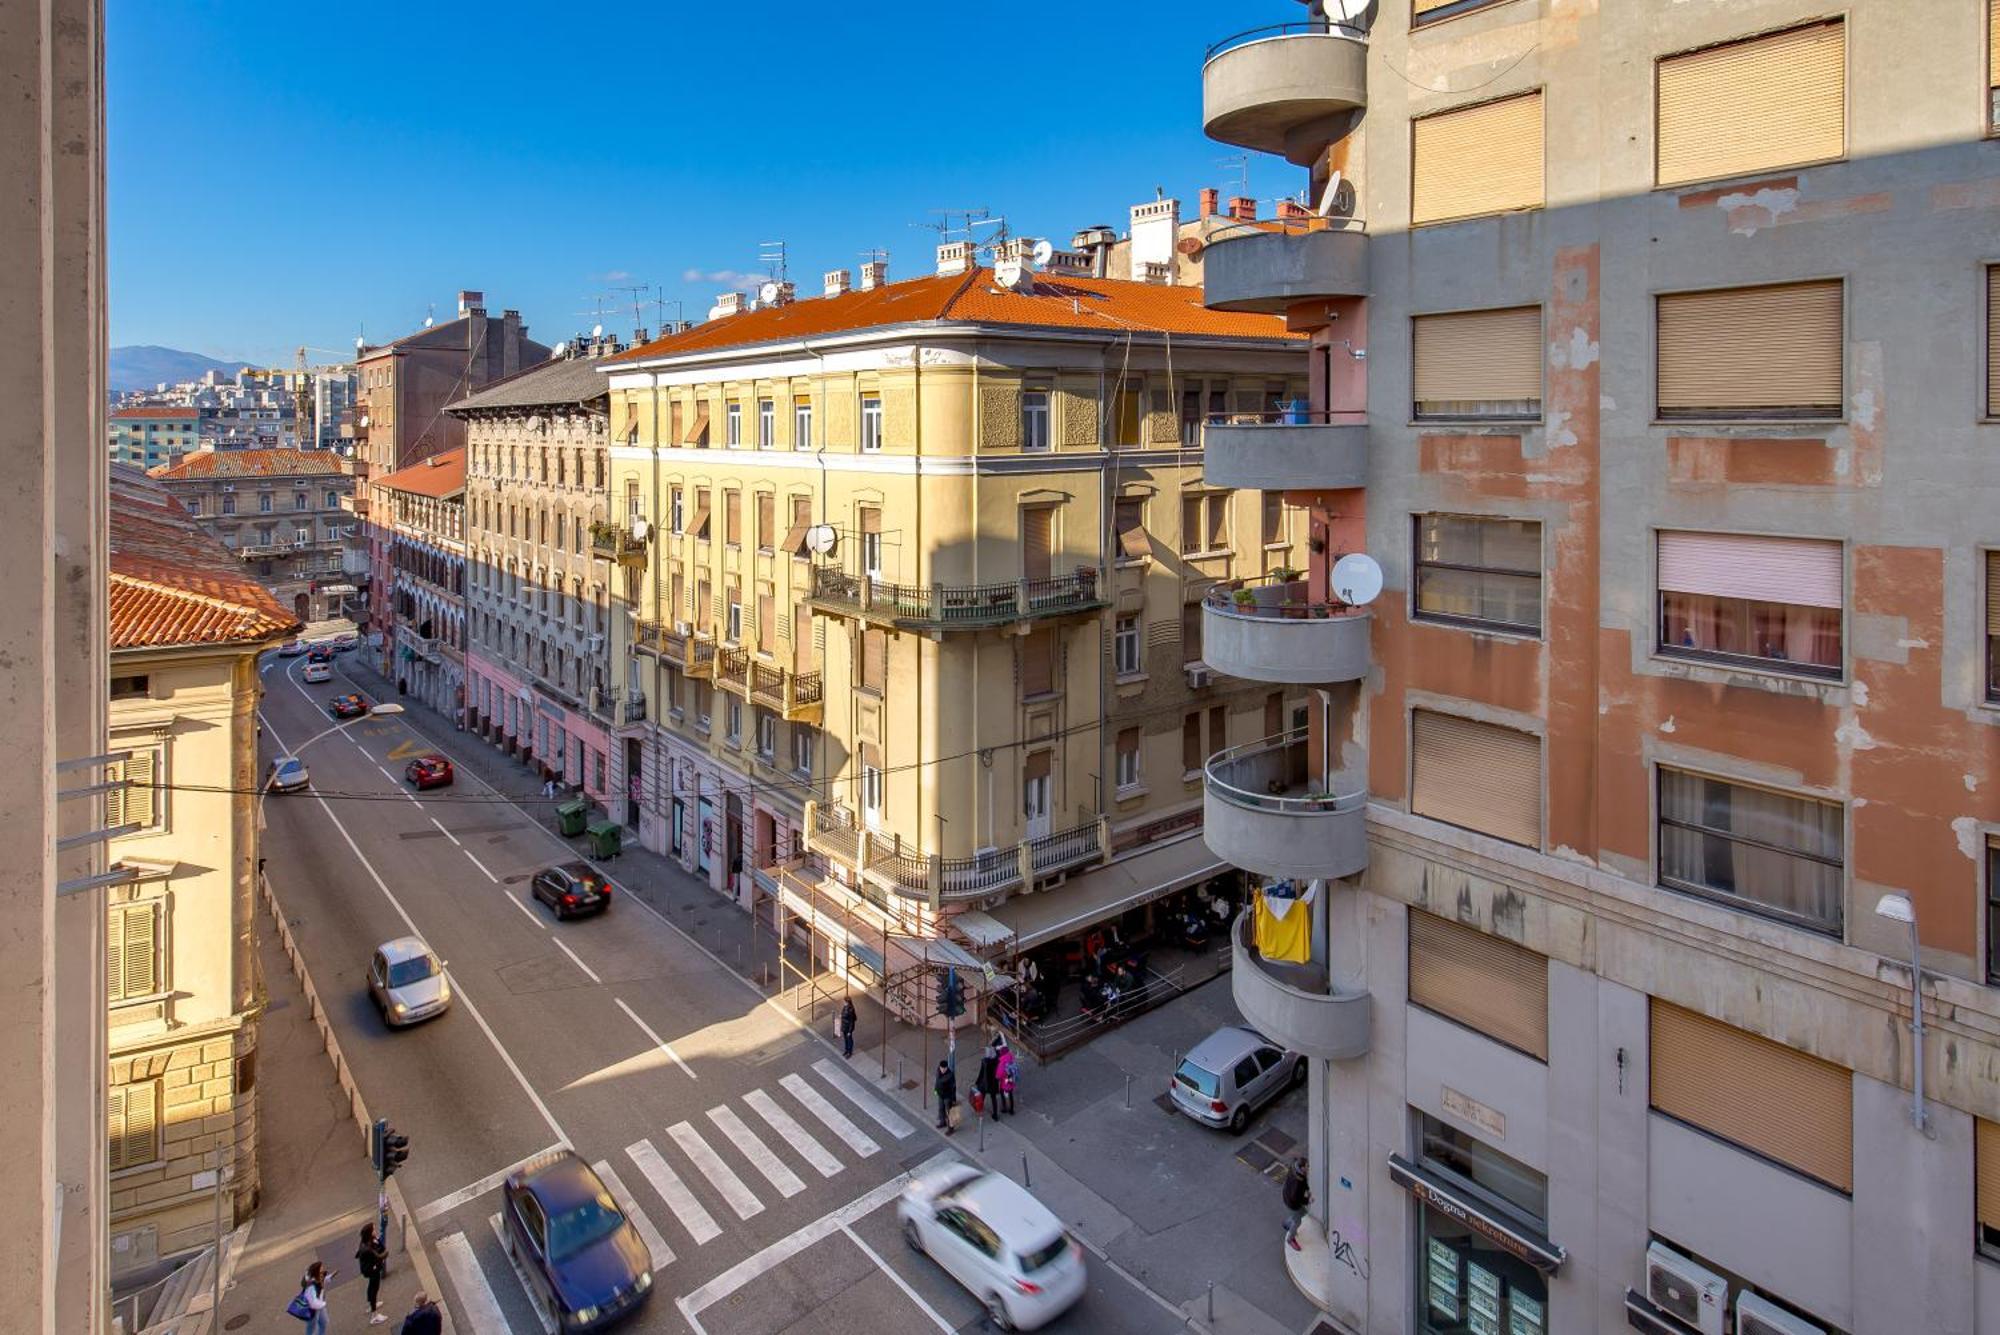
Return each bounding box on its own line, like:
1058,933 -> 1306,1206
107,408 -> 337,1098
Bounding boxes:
586,819 -> 622,859
555,798 -> 589,837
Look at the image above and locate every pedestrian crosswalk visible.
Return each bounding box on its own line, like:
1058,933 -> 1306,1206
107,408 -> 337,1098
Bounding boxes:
430,1059 -> 918,1329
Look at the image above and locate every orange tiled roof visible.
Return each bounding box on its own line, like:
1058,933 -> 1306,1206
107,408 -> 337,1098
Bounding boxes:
377,447 -> 465,498
150,448 -> 348,480
611,268 -> 1299,363
112,406 -> 199,420
108,467 -> 298,652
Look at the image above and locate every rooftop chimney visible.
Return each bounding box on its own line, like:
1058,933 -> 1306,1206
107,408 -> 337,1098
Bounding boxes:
711,292 -> 745,320
458,290 -> 485,317
859,259 -> 889,291
1071,225 -> 1117,279
1276,200 -> 1312,220
1199,188 -> 1220,220
1130,198 -> 1181,280
936,242 -> 975,277
824,268 -> 852,298
1227,196 -> 1257,222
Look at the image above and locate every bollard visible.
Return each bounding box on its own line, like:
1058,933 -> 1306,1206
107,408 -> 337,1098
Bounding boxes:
897,1057 -> 904,1097
1124,1073 -> 1132,1109
978,1110 -> 986,1152
1022,1152 -> 1031,1188
1206,1281 -> 1214,1322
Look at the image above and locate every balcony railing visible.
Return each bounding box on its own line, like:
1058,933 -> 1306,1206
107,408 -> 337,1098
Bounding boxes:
1203,575 -> 1372,685
714,644 -> 751,695
1204,18 -> 1368,61
749,661 -> 785,710
622,695 -> 647,724
1203,21 -> 1368,166
238,538 -> 343,560
1201,408 -> 1368,491
589,521 -> 647,567
809,565 -> 1105,631
1204,730 -> 1368,882
848,817 -> 1106,906
1230,911 -> 1371,1061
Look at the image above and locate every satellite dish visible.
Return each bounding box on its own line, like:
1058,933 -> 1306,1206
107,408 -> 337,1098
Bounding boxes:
354,336 -> 366,351
1029,239 -> 1054,266
591,323 -> 604,338
758,281 -> 782,306
1328,0 -> 1368,22
630,517 -> 650,541
423,315 -> 434,328
1331,553 -> 1383,606
805,524 -> 838,556
552,341 -> 568,358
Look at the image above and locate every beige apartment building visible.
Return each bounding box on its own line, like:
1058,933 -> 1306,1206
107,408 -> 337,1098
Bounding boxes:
602,250 -> 1306,1019
149,448 -> 354,623
377,448 -> 467,721
104,468 -> 295,1280
1195,3 -> 2000,1334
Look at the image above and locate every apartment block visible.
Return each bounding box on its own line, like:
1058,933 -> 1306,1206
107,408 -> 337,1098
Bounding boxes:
149,448 -> 354,624
377,448 -> 467,722
1198,3 -> 2000,1333
110,405 -> 198,470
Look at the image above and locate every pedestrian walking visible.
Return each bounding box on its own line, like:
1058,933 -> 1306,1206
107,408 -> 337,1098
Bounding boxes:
397,1292 -> 443,1335
974,1043 -> 999,1119
541,776 -> 557,801
934,1059 -> 958,1134
294,1261 -> 332,1333
1281,1155 -> 1311,1252
356,1223 -> 389,1324
996,1041 -> 1017,1116
837,997 -> 857,1059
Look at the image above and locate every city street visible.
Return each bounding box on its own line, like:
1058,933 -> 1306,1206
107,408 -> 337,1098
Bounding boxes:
255,648 -> 1185,1334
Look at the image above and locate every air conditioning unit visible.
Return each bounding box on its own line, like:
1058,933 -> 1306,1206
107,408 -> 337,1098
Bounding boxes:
1184,662 -> 1213,690
586,634 -> 605,653
1645,1243 -> 1727,1335
1735,1293 -> 1824,1335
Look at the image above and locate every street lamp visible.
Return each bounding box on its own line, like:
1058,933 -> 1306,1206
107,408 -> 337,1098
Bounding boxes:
260,702 -> 406,816
1873,892 -> 1932,1136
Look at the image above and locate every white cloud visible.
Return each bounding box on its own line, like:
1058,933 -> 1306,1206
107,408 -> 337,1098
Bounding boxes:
682,267 -> 764,288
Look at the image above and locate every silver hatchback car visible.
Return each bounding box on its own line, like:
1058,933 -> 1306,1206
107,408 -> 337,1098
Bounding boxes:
368,937 -> 450,1027
1169,1025 -> 1303,1133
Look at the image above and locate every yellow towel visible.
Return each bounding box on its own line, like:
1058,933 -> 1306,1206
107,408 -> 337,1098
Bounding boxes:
1253,886 -> 1313,963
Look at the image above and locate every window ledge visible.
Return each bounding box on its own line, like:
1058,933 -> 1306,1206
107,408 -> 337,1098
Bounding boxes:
1412,613 -> 1544,642
1021,690 -> 1063,704
1114,556 -> 1148,570
1114,783 -> 1149,802
1650,417 -> 1846,432
1409,418 -> 1540,432
1181,549 -> 1231,562
1649,649 -> 1845,691
1115,671 -> 1148,686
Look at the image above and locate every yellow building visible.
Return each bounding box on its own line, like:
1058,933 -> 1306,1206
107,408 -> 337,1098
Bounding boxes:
104,467 -> 296,1277
601,247 -> 1307,1026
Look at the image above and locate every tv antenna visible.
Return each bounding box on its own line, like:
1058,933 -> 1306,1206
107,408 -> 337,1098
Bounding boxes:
653,291 -> 684,330
1216,153 -> 1251,199
758,240 -> 789,285
422,302 -> 435,328
613,284 -> 650,337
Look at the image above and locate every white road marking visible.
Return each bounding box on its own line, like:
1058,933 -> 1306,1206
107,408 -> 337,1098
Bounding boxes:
676,1152 -> 957,1325
707,1105 -> 805,1198
613,997 -> 695,1080
489,1211 -> 556,1334
552,936 -> 601,984
501,892 -> 546,931
430,817 -> 462,846
780,1073 -> 880,1158
666,1121 -> 763,1220
626,1137 -> 721,1246
743,1088 -> 842,1178
417,1144 -> 565,1223
842,1223 -> 957,1332
376,764 -> 397,782
813,1058 -> 916,1139
462,848 -> 499,882
434,1230 -> 515,1335
591,1159 -> 675,1270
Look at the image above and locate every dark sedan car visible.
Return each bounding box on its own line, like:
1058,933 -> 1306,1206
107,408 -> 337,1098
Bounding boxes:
306,643 -> 335,663
404,755 -> 453,789
531,862 -> 611,920
502,1150 -> 653,1330
327,692 -> 369,719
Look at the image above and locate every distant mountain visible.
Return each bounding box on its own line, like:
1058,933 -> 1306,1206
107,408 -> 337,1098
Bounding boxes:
109,345 -> 249,393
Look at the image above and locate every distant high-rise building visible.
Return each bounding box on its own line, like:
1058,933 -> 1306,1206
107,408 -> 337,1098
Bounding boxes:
109,405 -> 199,470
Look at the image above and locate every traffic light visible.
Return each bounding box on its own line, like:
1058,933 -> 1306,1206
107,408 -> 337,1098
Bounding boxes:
372,1118 -> 410,1179
939,967 -> 966,1019
370,1118 -> 386,1174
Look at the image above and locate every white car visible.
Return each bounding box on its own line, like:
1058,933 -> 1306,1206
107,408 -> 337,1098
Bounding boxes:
276,638 -> 306,657
301,660 -> 332,683
898,1163 -> 1086,1330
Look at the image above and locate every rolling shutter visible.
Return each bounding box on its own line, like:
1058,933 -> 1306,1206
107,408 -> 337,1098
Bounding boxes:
1992,0 -> 2000,94
725,491 -> 742,546
757,492 -> 774,549
793,603 -> 813,674
1650,999 -> 1852,1191
1657,21 -> 1846,187
1657,531 -> 1843,608
1410,710 -> 1541,847
1657,281 -> 1843,416
784,495 -> 812,556
1413,0 -> 1458,14
861,627 -> 887,692
1408,910 -> 1548,1059
1987,551 -> 2000,637
757,592 -> 774,648
1024,749 -> 1052,782
1413,308 -> 1544,404
1022,507 -> 1054,581
1987,266 -> 1999,418
1411,91 -> 1544,225
860,506 -> 881,535
1021,631 -> 1054,697
1980,1118 -> 2000,1235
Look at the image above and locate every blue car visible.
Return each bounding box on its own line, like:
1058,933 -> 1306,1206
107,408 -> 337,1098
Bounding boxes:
502,1151 -> 653,1330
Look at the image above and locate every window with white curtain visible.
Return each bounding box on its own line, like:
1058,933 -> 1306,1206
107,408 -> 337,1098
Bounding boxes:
1657,767 -> 1843,935
1657,531 -> 1842,677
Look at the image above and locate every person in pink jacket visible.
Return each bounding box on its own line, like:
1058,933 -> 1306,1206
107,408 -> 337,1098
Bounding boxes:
996,1043 -> 1017,1115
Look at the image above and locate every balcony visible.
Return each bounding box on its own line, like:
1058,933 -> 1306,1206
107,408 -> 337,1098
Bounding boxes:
1203,732 -> 1367,882
745,661 -> 824,724
589,521 -> 647,567
1231,912 -> 1371,1061
714,645 -> 751,696
1203,577 -> 1371,685
808,565 -> 1106,632
1202,410 -> 1367,491
1204,21 -> 1367,165
1200,221 -> 1368,315
237,537 -> 343,560
807,803 -> 1106,907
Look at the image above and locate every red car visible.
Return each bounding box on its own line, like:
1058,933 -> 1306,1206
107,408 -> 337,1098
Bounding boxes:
404,755 -> 453,790
328,692 -> 369,719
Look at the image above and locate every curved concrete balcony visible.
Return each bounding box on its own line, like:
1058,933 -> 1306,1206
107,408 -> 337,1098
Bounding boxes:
1203,732 -> 1368,882
1202,413 -> 1368,491
1203,580 -> 1371,685
1231,913 -> 1371,1061
1200,225 -> 1369,315
1204,23 -> 1367,165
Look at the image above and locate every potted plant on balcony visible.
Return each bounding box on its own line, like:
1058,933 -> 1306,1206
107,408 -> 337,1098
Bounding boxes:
1231,587 -> 1259,610
1270,567 -> 1308,619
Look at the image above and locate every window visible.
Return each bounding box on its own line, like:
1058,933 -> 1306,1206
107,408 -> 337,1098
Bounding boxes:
859,627 -> 887,694
792,724 -> 815,776
108,900 -> 163,1004
1181,602 -> 1203,664
294,491 -> 308,511
1656,531 -> 1842,676
726,586 -> 743,641
860,743 -> 884,819
1115,727 -> 1141,791
859,507 -> 883,578
1413,515 -> 1542,633
107,746 -> 161,832
724,696 -> 742,745
1410,710 -> 1541,848
1657,768 -> 1843,934
1987,267 -> 2000,418
1414,1113 -> 1548,1335
1113,615 -> 1141,676
1987,551 -> 2000,702
757,591 -> 774,649
1412,307 -> 1542,420
1408,911 -> 1547,1058
725,400 -> 741,447
724,490 -> 741,546
1980,1115 -> 2000,1258
185,497 -> 201,516
1260,494 -> 1283,548
1650,999 -> 1852,1191
1657,21 -> 1844,187
1113,386 -> 1142,446
1022,389 -> 1051,452
753,492 -> 775,552
221,493 -> 234,515
110,675 -> 149,700
756,708 -> 777,759
1657,280 -> 1843,420
860,394 -> 883,452
324,489 -> 339,507
1020,629 -> 1055,698
757,399 -> 775,449
1411,90 -> 1544,226
108,1081 -> 160,1172
793,396 -> 812,450
256,491 -> 272,513
1182,713 -> 1203,775
694,680 -> 711,730
1179,492 -> 1227,555
1114,497 -> 1149,561
695,577 -> 712,632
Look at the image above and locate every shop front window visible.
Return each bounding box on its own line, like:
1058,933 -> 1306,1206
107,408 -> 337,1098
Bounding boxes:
1415,1114 -> 1548,1335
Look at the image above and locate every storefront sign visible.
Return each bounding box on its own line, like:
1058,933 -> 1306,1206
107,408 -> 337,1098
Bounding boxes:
1442,1086 -> 1507,1141
1388,1154 -> 1566,1274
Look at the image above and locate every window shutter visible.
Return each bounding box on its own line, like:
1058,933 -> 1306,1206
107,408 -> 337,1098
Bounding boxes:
110,1082 -> 158,1172
758,592 -> 774,647
1022,631 -> 1054,697
1657,281 -> 1843,417
1413,308 -> 1544,404
863,627 -> 887,691
794,603 -> 814,673
1657,531 -> 1843,609
1410,710 -> 1541,848
1413,0 -> 1457,13
684,401 -> 711,445
1408,911 -> 1548,1059
688,495 -> 711,540
1979,1118 -> 2000,1234
1650,1000 -> 1852,1191
110,903 -> 158,1002
757,493 -> 774,549
1183,714 -> 1203,772
669,401 -> 683,443
860,507 -> 881,535
1987,267 -> 1999,418
1657,21 -> 1845,187
725,491 -> 741,545
1411,91 -> 1544,225
1022,508 -> 1053,581
1024,749 -> 1051,782
1117,727 -> 1140,758
109,750 -> 155,830
1987,551 -> 2000,637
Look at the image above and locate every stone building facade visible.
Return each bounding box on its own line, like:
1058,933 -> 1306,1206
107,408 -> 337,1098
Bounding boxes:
377,448 -> 467,722
149,448 -> 353,623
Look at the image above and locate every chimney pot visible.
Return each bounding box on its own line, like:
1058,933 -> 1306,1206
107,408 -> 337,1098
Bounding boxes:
1199,188 -> 1220,219
1227,196 -> 1257,221
824,268 -> 852,297
457,289 -> 485,317
859,260 -> 889,291
711,292 -> 745,319
1276,200 -> 1311,220
936,242 -> 974,277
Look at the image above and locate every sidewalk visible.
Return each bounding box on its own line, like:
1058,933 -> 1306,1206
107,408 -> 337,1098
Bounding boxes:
229,887 -> 448,1333
341,657 -> 1319,1335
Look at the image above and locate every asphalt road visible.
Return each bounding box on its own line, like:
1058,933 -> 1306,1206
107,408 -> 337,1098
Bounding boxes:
255,649 -> 1184,1335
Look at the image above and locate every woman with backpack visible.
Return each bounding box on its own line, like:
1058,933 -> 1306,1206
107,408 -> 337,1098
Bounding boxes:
291,1260 -> 332,1333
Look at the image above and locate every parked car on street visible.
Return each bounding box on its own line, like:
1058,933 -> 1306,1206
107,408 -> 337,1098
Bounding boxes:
899,1162 -> 1085,1330
368,936 -> 451,1026
404,755 -> 453,789
265,755 -> 310,794
301,660 -> 332,684
531,862 -> 611,920
501,1149 -> 653,1330
331,631 -> 360,652
306,643 -> 335,663
1169,1025 -> 1304,1134
277,638 -> 306,657
327,692 -> 368,719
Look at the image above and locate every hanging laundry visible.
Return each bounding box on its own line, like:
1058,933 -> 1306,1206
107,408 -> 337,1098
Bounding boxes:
1253,882 -> 1315,963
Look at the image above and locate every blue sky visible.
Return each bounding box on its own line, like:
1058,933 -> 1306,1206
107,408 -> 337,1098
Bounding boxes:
109,0 -> 1288,367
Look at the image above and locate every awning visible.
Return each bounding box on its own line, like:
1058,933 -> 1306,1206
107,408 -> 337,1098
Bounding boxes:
986,834 -> 1224,952
888,932 -> 985,975
319,583 -> 358,596
951,911 -> 1015,951
1387,1153 -> 1566,1274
